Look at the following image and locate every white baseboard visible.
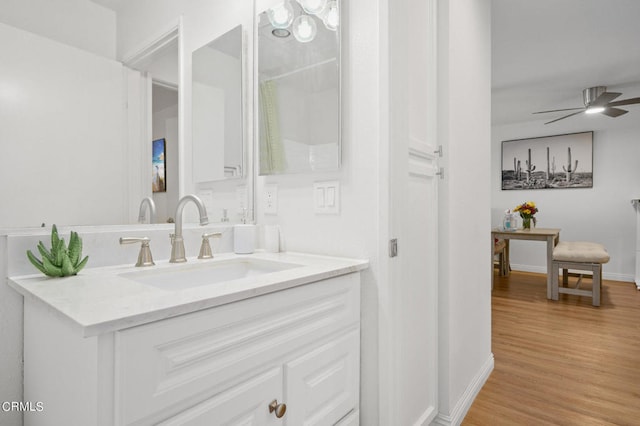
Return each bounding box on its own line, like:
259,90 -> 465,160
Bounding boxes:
510,264 -> 635,283
431,353 -> 494,426
414,406 -> 437,426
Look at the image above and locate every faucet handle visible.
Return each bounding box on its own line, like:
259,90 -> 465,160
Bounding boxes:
119,237 -> 155,267
198,232 -> 222,260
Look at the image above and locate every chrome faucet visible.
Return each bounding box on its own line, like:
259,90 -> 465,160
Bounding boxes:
138,197 -> 157,224
170,194 -> 209,263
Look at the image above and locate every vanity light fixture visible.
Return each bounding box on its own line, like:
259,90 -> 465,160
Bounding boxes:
321,0 -> 339,31
293,14 -> 317,43
297,0 -> 327,15
268,1 -> 295,29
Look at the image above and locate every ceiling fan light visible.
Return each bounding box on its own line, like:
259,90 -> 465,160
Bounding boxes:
268,1 -> 294,29
586,106 -> 605,114
293,15 -> 317,43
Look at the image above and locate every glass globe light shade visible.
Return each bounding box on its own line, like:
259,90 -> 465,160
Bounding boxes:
298,0 -> 327,15
293,15 -> 317,43
322,1 -> 339,31
268,1 -> 294,29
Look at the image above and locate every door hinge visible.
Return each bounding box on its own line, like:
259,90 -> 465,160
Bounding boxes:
389,239 -> 398,258
436,167 -> 444,179
434,145 -> 443,157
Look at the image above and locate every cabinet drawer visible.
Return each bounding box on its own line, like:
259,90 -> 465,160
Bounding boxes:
285,330 -> 360,426
115,273 -> 360,425
157,366 -> 283,426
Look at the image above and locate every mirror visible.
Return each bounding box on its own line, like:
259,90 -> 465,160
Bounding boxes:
192,25 -> 245,182
0,4 -> 251,229
257,0 -> 341,175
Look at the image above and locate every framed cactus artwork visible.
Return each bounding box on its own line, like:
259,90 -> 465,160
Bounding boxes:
152,138 -> 166,193
501,131 -> 593,190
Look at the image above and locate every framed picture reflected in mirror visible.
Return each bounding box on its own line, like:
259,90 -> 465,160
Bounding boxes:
152,138 -> 166,193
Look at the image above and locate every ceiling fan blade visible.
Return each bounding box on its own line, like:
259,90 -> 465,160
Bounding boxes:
533,107 -> 584,114
590,91 -> 622,107
601,107 -> 628,118
544,110 -> 584,125
608,97 -> 640,107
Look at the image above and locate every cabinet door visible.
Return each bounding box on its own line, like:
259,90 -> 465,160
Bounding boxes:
115,274 -> 359,424
157,367 -> 283,426
284,330 -> 359,426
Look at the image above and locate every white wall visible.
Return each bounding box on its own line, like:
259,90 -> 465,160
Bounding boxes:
0,23 -> 127,228
436,0 -> 493,423
0,0 -> 116,59
492,104 -> 640,282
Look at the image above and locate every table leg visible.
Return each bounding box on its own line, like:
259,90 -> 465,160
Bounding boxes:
504,239 -> 511,277
546,235 -> 554,299
491,235 -> 494,289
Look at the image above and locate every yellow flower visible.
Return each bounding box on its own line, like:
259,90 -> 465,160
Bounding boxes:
523,209 -> 531,215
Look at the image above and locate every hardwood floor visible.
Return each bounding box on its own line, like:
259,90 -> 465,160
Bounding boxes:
463,271 -> 640,426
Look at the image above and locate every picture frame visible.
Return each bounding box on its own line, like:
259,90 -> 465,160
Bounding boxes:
152,138 -> 166,193
501,131 -> 593,190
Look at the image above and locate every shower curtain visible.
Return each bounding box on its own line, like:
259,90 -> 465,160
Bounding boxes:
259,80 -> 287,174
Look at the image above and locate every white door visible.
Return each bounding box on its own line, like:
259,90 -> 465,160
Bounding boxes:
385,0 -> 439,424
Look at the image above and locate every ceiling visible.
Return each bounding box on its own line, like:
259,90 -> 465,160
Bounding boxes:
492,0 -> 640,126
91,1 -> 640,126
90,0 -> 124,12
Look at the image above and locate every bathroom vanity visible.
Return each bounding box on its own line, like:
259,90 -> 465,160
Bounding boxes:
9,252 -> 367,426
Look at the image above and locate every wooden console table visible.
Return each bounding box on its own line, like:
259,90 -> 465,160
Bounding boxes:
492,227 -> 561,299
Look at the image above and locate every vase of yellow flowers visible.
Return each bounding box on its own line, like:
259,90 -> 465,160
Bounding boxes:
514,201 -> 538,229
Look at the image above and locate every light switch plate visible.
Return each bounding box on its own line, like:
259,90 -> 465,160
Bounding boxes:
314,181 -> 340,214
264,184 -> 278,215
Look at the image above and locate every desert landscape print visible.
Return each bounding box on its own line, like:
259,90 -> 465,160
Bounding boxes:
501,131 -> 593,190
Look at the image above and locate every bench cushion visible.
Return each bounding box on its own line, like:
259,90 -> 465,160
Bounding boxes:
552,241 -> 610,264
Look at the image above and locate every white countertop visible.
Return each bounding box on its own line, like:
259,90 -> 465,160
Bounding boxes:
8,252 -> 368,337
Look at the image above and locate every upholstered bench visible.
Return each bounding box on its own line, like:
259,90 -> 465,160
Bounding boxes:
551,241 -> 610,306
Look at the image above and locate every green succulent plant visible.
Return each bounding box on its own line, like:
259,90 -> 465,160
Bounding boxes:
26,225 -> 89,277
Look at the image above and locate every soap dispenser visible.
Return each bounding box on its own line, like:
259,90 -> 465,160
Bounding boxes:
502,209 -> 516,231
233,209 -> 256,254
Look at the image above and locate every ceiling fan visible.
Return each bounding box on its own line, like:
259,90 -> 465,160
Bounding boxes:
533,86 -> 640,124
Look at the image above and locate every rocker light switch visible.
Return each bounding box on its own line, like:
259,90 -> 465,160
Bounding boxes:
313,181 -> 340,214
316,187 -> 325,208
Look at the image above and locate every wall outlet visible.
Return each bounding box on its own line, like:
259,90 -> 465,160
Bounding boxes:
264,184 -> 278,215
314,181 -> 340,214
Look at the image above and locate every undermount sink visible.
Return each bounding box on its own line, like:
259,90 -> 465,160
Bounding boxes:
120,258 -> 302,291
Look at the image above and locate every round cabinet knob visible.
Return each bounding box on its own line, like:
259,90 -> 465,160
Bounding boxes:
268,399 -> 287,418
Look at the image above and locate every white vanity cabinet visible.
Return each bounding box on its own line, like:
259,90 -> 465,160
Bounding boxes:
23,272 -> 361,426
